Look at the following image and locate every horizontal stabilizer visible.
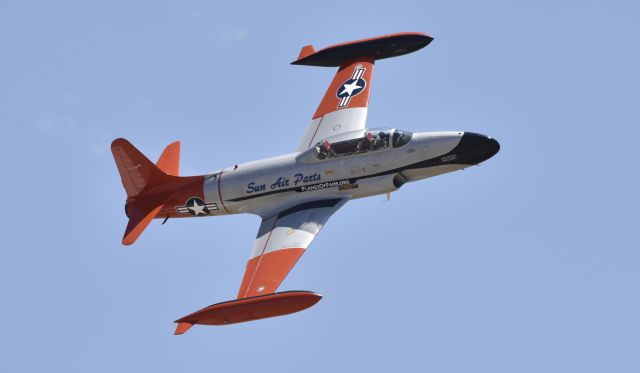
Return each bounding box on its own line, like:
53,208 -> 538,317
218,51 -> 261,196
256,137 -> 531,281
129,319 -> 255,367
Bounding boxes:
112,138 -> 168,198
291,32 -> 433,67
174,291 -> 322,334
123,204 -> 164,245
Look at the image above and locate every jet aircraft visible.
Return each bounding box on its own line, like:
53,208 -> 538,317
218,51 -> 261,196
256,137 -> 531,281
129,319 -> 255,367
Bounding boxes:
111,32 -> 500,334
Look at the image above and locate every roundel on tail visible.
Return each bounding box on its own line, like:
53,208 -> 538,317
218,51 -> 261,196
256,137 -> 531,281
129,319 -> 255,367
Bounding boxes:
336,65 -> 367,108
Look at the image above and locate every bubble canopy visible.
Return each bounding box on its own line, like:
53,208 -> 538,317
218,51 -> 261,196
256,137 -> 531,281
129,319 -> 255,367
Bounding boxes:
313,128 -> 413,160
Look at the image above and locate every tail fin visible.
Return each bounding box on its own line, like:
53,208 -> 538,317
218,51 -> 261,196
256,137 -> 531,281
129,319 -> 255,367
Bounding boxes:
111,139 -> 178,245
156,141 -> 180,176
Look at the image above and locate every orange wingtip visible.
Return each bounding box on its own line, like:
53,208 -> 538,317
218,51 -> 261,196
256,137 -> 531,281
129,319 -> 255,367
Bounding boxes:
174,322 -> 193,335
173,291 -> 322,334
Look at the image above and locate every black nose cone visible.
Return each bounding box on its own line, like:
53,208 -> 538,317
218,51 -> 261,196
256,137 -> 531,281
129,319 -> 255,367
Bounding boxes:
454,132 -> 500,165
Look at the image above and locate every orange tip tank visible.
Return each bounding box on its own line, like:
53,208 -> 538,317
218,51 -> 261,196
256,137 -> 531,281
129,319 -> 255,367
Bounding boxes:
174,291 -> 322,335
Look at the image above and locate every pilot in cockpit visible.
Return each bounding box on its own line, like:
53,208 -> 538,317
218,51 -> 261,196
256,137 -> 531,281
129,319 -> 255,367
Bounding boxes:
315,143 -> 327,159
324,140 -> 338,157
357,131 -> 374,153
316,139 -> 338,159
371,131 -> 389,151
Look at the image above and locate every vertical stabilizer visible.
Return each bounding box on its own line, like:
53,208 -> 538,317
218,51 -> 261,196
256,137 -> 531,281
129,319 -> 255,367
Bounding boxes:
156,141 -> 180,176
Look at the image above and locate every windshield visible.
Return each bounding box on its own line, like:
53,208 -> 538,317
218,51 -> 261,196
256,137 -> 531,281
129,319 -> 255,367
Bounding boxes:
314,128 -> 412,159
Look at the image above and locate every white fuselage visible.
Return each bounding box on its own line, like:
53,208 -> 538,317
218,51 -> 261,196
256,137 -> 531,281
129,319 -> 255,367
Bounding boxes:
201,130 -> 480,218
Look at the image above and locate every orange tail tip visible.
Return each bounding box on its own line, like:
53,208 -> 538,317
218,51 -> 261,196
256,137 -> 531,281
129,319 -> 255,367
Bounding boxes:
156,141 -> 180,176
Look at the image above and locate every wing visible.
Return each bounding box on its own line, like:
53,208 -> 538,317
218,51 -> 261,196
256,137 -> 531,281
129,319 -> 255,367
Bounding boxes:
294,58 -> 374,151
237,198 -> 347,299
292,32 -> 433,152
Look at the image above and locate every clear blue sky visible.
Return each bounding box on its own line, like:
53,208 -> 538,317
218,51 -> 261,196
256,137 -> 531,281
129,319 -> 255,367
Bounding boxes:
1,1 -> 639,372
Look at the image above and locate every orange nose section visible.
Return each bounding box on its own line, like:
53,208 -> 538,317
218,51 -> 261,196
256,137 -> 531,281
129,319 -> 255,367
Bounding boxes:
173,291 -> 322,334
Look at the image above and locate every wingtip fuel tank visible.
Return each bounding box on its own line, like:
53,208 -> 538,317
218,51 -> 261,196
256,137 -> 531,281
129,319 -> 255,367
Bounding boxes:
174,291 -> 322,335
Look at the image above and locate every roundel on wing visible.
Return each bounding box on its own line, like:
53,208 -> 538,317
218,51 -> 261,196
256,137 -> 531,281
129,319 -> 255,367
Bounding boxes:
336,77 -> 367,99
